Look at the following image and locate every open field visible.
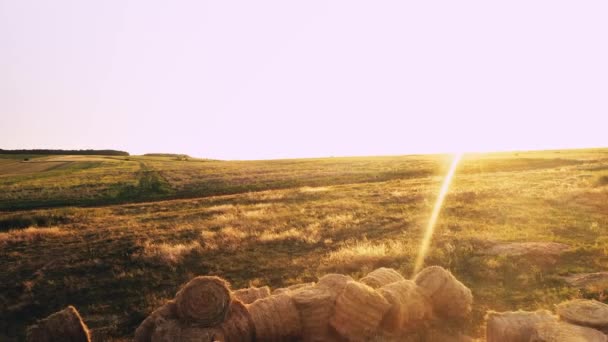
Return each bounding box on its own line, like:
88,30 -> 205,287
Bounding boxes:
1,149 -> 608,340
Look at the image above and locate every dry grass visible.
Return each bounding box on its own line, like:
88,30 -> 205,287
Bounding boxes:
0,226 -> 66,246
321,238 -> 416,273
135,241 -> 200,266
299,186 -> 331,193
202,224 -> 321,250
256,228 -> 320,244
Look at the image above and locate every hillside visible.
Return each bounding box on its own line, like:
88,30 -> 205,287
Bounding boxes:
1,148 -> 607,340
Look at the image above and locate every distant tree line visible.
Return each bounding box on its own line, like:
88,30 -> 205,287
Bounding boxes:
0,149 -> 129,156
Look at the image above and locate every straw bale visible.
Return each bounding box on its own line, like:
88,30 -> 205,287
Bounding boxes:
272,288 -> 290,295
135,301 -> 178,342
217,300 -> 255,342
316,274 -> 353,299
563,272 -> 608,292
175,276 -> 232,326
291,286 -> 334,341
530,321 -> 607,342
150,318 -> 224,342
556,299 -> 608,330
414,266 -> 473,319
485,310 -> 557,342
377,280 -> 433,335
246,293 -> 302,341
424,328 -> 474,342
269,283 -> 314,296
360,268 -> 405,289
233,286 -> 271,304
329,281 -> 391,342
25,305 -> 91,342
289,282 -> 315,291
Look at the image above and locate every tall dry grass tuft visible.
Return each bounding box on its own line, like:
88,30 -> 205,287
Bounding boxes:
0,227 -> 66,246
321,238 -> 414,272
256,227 -> 320,244
201,226 -> 248,251
136,241 -> 200,266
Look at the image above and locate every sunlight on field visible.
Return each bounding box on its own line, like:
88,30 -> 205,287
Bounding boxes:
414,153 -> 463,275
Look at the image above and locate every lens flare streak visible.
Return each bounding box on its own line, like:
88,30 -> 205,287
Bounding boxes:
413,153 -> 463,275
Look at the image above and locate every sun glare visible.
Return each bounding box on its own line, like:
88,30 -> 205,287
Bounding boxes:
413,152 -> 463,275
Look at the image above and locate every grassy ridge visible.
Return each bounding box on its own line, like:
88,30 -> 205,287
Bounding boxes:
0,148 -> 607,340
2,150 -> 602,211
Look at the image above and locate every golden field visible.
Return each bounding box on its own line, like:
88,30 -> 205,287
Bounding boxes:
1,149 -> 607,340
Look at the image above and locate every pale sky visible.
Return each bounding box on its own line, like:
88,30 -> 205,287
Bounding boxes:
1,1 -> 606,160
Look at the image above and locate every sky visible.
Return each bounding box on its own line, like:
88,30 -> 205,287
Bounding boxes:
1,1 -> 607,160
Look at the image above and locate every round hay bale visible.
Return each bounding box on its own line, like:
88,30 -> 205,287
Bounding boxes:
360,268 -> 405,289
233,286 -> 271,304
556,299 -> 608,330
369,330 -> 426,342
485,310 -> 557,342
25,305 -> 90,342
564,272 -> 608,292
218,300 -> 255,342
269,283 -> 314,296
329,280 -> 391,342
413,266 -> 473,319
316,274 -> 353,299
291,286 -> 334,342
175,276 -> 232,326
424,328 -> 474,342
246,293 -> 302,342
288,282 -> 316,291
530,321 -> 607,342
135,301 -> 178,342
272,288 -> 290,295
151,318 -> 224,342
377,280 -> 433,335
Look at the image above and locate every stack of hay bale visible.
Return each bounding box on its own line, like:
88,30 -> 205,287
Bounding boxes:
486,299 -> 608,342
134,265 -> 474,342
26,266 -> 608,341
